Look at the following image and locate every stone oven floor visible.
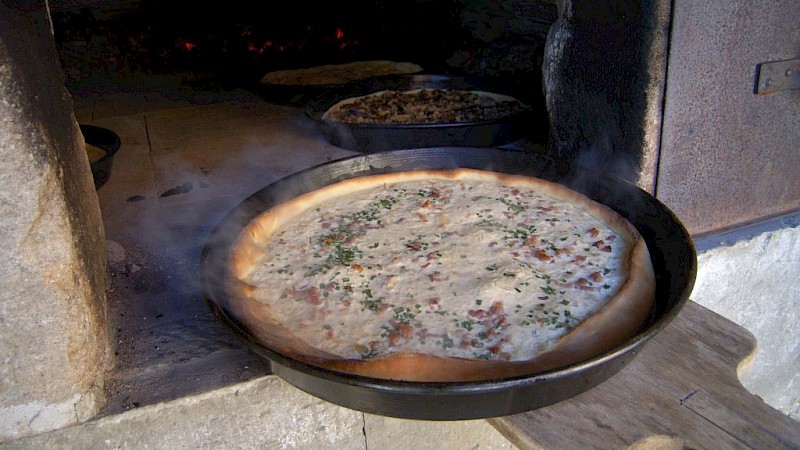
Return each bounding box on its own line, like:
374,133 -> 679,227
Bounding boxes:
62,74 -> 519,448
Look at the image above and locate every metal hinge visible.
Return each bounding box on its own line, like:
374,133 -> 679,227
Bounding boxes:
754,58 -> 800,95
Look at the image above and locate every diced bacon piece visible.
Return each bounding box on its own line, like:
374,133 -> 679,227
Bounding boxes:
406,241 -> 423,251
525,235 -> 540,246
415,212 -> 429,222
488,339 -> 508,354
535,249 -> 551,262
575,277 -> 597,291
428,271 -> 445,282
422,199 -> 433,208
589,227 -> 601,237
397,323 -> 413,339
387,333 -> 401,346
468,309 -> 488,319
590,271 -> 604,282
284,287 -> 322,305
489,301 -> 504,315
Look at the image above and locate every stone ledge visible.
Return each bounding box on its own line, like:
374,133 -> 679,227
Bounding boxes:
1,376 -> 515,449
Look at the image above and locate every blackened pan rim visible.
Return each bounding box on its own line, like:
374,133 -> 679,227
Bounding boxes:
199,147 -> 696,417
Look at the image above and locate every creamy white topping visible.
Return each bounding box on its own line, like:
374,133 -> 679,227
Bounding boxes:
243,176 -> 631,362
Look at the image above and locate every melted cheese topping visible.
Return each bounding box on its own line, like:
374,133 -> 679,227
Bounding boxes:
242,176 -> 632,362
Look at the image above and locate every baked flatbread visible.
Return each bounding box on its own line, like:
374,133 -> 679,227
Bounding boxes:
322,89 -> 528,124
227,169 -> 655,382
260,60 -> 424,86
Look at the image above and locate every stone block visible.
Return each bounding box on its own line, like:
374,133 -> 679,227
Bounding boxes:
0,2 -> 109,442
692,221 -> 800,420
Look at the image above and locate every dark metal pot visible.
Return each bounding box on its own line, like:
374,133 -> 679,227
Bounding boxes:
200,147 -> 696,420
80,124 -> 121,189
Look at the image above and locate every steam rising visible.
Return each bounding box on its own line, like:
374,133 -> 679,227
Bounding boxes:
542,0 -> 655,193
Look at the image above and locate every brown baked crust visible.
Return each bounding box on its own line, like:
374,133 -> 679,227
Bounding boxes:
260,60 -> 423,86
226,169 -> 655,382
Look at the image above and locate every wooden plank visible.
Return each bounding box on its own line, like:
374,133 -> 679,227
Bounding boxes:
681,389 -> 800,450
489,301 -> 800,449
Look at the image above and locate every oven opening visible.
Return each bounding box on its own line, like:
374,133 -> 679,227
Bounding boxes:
49,0 -> 668,413
52,1 -> 554,122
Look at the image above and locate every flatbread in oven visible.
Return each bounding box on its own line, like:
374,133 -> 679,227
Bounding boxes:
227,169 -> 655,382
260,60 -> 424,86
321,89 -> 529,124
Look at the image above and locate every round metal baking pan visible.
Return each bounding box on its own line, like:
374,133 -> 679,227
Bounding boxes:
303,74 -> 546,153
200,147 -> 696,420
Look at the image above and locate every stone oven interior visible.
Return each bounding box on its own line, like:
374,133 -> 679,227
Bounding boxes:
52,1 -> 554,103
46,0 -> 562,415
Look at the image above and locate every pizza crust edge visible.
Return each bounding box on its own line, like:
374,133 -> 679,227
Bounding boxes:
225,168 -> 656,382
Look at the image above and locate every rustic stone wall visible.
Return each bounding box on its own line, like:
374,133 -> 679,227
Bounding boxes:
543,0 -> 671,192
0,2 -> 110,442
